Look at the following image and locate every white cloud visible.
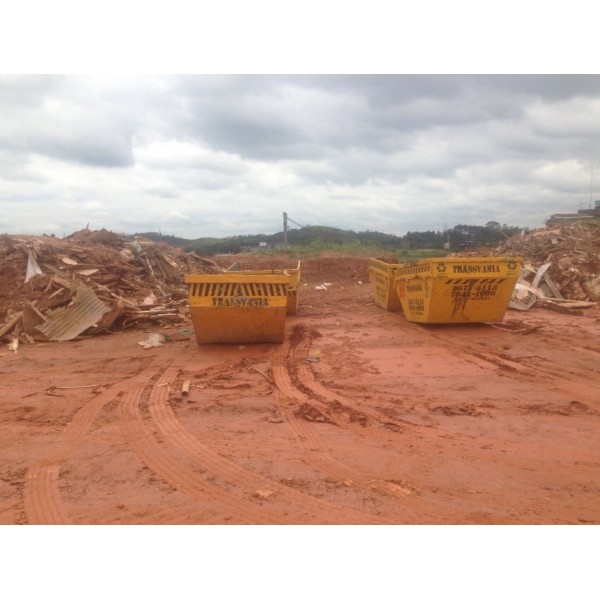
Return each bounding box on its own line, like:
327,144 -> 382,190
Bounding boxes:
526,97 -> 600,138
2,75 -> 600,239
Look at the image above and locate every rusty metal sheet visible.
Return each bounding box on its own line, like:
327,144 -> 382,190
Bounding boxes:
36,284 -> 110,341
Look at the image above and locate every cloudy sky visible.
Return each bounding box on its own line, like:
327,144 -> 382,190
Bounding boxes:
2,74 -> 600,239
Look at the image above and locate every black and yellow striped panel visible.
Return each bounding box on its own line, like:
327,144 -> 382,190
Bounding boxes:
398,264 -> 430,276
187,281 -> 289,298
444,278 -> 506,285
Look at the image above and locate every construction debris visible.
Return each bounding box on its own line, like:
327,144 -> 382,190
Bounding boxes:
35,284 -> 110,341
490,221 -> 600,312
0,228 -> 222,343
25,249 -> 43,283
138,333 -> 167,349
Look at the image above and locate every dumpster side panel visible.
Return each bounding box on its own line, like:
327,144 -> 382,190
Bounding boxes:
396,277 -> 432,321
427,276 -> 520,322
396,257 -> 522,323
190,306 -> 287,343
368,258 -> 402,312
185,273 -> 291,343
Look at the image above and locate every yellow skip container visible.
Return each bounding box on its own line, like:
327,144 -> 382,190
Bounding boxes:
395,257 -> 522,323
226,261 -> 301,315
185,273 -> 292,343
368,258 -> 403,312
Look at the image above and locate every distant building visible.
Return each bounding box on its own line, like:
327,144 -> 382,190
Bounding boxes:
577,200 -> 600,216
547,200 -> 600,225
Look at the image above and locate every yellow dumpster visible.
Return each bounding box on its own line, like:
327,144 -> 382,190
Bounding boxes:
226,261 -> 301,314
395,257 -> 522,323
368,258 -> 403,312
184,273 -> 292,343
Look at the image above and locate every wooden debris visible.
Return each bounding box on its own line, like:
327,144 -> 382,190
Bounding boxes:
252,489 -> 275,500
46,384 -> 103,395
181,380 -> 191,396
581,281 -> 599,302
0,312 -> 23,339
0,229 -> 223,342
250,366 -> 273,383
493,222 -> 599,313
491,322 -> 543,334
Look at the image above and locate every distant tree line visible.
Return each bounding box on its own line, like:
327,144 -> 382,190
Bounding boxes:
131,222 -> 523,256
403,222 -> 522,250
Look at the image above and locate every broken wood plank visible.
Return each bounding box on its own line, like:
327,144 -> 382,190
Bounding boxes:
538,298 -> 596,308
0,312 -> 23,339
43,265 -> 74,288
532,262 -> 552,290
581,281 -> 599,302
542,271 -> 564,299
26,302 -> 49,322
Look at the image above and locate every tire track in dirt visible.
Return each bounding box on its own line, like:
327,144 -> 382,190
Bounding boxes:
22,346 -> 184,525
283,327 -> 596,521
292,334 -> 430,434
71,503 -> 222,525
272,341 -> 430,520
420,327 -> 600,410
149,358 -> 384,524
288,334 -> 497,518
117,360 -> 275,524
313,331 -> 599,468
23,464 -> 68,525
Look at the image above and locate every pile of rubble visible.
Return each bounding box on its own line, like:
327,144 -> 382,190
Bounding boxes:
0,228 -> 222,343
490,221 -> 600,314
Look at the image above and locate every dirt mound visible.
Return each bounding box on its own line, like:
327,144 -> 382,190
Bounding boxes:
211,251 -> 399,283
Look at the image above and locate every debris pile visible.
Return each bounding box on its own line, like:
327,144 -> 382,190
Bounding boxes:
490,221 -> 600,314
0,229 -> 222,343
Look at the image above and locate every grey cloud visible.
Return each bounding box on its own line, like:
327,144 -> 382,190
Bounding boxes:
0,74 -> 64,107
3,74 -> 600,238
1,75 -> 138,167
173,75 -> 600,173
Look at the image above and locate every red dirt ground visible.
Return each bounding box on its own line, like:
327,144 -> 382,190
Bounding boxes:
1,253 -> 599,524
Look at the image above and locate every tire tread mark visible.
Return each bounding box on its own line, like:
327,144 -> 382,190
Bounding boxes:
119,363 -> 273,524
273,342 -> 414,520
22,346 -> 185,524
421,328 -> 600,408
151,362 -> 381,524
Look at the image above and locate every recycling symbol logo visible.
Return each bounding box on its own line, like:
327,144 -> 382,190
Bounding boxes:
507,262 -> 517,270
437,263 -> 446,273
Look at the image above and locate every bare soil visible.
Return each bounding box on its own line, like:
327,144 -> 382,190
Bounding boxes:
1,253 -> 599,524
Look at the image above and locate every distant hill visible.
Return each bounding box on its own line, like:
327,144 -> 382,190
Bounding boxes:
132,223 -> 523,256
181,226 -> 406,255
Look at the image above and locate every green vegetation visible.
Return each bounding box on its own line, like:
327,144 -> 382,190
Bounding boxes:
132,222 -> 523,257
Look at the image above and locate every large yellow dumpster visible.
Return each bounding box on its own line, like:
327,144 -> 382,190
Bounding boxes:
226,261 -> 301,315
368,258 -> 403,312
395,257 -> 522,323
185,273 -> 291,343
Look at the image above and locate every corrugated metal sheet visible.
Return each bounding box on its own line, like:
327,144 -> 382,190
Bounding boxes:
36,284 -> 110,341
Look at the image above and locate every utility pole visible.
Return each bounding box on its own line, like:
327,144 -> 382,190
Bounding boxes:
591,164 -> 594,209
283,212 -> 288,246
